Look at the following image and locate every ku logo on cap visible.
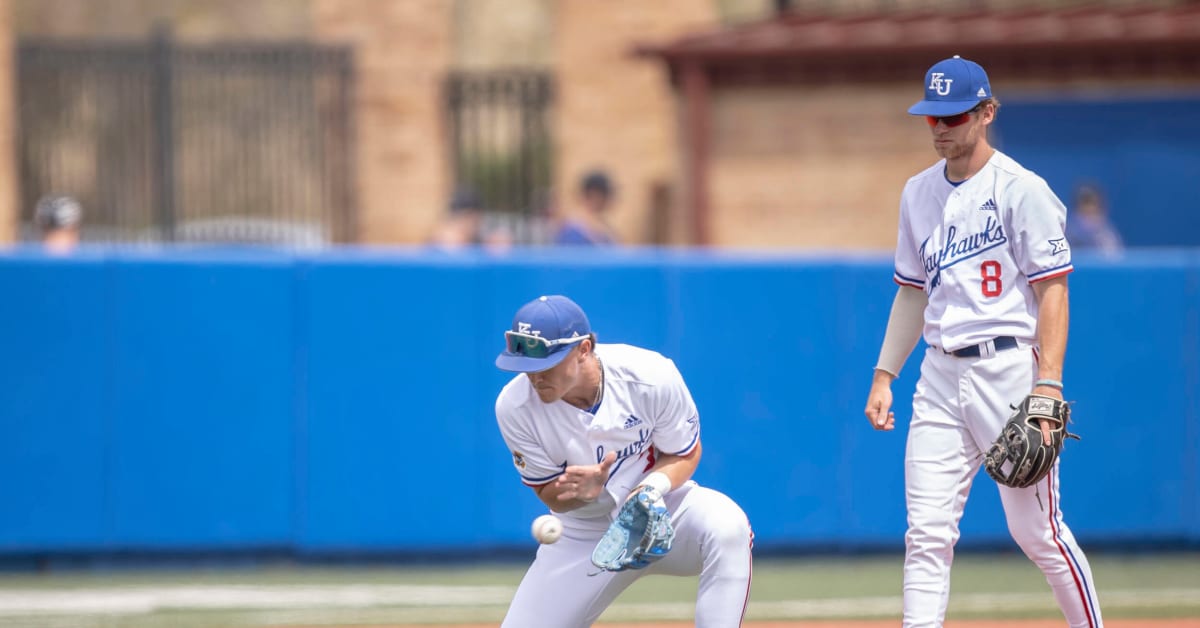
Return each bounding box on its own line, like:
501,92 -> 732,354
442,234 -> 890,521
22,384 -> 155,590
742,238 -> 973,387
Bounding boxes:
929,72 -> 953,96
518,321 -> 540,335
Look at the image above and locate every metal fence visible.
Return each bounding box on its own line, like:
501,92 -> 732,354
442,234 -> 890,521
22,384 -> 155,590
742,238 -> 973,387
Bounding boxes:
16,29 -> 356,246
445,69 -> 554,244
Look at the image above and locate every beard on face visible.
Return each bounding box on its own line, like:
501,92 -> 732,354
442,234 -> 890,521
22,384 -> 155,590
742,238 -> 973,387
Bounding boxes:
933,124 -> 984,160
936,139 -> 971,160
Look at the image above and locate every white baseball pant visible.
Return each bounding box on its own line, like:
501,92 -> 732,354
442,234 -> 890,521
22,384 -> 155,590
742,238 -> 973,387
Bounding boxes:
501,482 -> 753,628
903,345 -> 1103,628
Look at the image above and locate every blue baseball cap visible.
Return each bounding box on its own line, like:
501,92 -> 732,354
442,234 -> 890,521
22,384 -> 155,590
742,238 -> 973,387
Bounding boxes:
908,55 -> 992,117
495,295 -> 592,373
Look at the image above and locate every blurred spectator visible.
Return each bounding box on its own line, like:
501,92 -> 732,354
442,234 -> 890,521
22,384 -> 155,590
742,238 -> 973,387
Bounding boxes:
1066,184 -> 1123,256
34,194 -> 83,254
554,169 -> 618,245
429,186 -> 512,251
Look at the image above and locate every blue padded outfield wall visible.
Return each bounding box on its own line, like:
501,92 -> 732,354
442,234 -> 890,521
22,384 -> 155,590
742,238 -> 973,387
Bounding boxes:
0,247 -> 1197,556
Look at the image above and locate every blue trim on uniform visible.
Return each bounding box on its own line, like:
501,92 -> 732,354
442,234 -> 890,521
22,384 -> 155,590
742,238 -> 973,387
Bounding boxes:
521,472 -> 562,487
1059,528 -> 1100,623
943,167 -> 966,187
1027,262 -> 1073,280
893,271 -> 925,289
1050,472 -> 1101,625
520,461 -> 568,486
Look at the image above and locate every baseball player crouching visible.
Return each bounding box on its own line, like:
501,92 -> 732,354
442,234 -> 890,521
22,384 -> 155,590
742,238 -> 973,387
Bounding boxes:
494,295 -> 753,627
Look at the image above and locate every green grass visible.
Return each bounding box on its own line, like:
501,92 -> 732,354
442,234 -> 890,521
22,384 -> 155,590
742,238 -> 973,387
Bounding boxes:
0,551 -> 1195,626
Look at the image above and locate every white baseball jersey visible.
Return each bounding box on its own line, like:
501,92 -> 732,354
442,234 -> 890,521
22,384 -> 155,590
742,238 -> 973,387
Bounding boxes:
893,150 -> 1073,352
495,343 -> 700,531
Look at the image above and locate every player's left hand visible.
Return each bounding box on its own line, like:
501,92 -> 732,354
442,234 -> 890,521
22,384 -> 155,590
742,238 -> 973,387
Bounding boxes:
554,451 -> 616,503
591,484 -> 674,572
984,393 -> 1079,489
1031,384 -> 1063,445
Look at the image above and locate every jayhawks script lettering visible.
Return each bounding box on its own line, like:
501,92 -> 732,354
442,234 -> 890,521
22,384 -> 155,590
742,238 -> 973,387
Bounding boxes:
596,428 -> 651,464
921,215 -> 1007,290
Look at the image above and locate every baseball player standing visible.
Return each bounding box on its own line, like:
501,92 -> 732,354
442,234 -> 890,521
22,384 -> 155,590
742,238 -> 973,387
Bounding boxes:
494,295 -> 753,627
863,56 -> 1103,627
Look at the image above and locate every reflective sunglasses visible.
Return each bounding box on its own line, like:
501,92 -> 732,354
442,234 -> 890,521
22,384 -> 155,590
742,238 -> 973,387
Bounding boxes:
504,331 -> 587,358
925,103 -> 984,129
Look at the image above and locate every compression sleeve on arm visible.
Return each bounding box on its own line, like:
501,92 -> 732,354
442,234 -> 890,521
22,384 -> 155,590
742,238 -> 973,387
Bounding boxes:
875,286 -> 927,377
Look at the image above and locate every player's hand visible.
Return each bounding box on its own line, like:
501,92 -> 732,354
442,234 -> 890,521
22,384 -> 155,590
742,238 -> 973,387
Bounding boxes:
554,451 -> 617,503
1032,384 -> 1063,445
865,370 -> 896,431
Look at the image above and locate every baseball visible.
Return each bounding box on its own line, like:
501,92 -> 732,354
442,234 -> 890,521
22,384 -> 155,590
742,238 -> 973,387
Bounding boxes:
531,514 -> 563,544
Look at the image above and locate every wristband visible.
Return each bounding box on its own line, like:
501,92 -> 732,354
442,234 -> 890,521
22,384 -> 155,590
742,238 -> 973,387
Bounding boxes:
639,471 -> 672,495
1035,378 -> 1063,390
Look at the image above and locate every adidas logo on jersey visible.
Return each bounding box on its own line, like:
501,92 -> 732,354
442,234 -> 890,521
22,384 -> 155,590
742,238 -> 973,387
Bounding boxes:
978,198 -> 998,212
623,415 -> 644,429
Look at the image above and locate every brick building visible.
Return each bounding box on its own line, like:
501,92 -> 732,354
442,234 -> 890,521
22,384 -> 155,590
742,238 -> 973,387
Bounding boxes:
4,1 -> 1198,247
4,0 -> 726,246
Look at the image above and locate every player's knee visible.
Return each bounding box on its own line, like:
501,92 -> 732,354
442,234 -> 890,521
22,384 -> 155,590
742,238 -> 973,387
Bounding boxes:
905,510 -> 959,555
697,518 -> 752,583
702,506 -> 753,559
715,511 -> 752,545
1006,519 -> 1051,552
907,508 -> 958,537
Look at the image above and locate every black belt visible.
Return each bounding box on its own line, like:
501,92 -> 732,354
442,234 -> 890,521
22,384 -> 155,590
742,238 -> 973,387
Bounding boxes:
945,336 -> 1019,358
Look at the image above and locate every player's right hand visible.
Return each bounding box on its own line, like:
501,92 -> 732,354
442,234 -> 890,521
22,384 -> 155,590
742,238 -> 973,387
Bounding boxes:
865,371 -> 896,431
554,451 -> 617,503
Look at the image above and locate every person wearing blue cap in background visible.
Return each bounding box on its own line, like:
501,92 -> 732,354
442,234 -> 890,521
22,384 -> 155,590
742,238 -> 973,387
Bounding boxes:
863,56 -> 1104,627
493,295 -> 753,627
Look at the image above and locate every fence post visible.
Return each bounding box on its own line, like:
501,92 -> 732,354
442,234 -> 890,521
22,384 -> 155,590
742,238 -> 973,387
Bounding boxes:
338,52 -> 358,243
151,24 -> 177,241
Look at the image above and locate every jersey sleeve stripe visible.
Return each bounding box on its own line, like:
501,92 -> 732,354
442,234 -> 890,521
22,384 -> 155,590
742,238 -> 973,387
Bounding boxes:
893,272 -> 925,290
520,470 -> 564,486
1028,263 -> 1074,283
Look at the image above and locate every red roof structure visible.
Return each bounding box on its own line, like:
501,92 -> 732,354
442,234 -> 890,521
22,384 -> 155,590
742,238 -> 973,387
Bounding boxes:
639,5 -> 1200,83
634,5 -> 1200,244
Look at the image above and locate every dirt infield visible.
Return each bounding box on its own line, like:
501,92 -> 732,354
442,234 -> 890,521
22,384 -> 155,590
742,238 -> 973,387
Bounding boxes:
294,620 -> 1200,628
605,622 -> 1198,628
595,623 -> 1200,628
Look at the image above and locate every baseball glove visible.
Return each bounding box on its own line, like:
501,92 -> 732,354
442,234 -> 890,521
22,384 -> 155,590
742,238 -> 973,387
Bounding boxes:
590,485 -> 675,572
984,393 -> 1079,489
